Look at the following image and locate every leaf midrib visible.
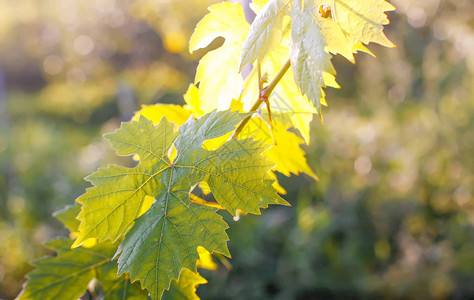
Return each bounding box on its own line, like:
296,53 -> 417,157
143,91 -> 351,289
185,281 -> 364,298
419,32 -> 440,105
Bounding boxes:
78,165 -> 170,244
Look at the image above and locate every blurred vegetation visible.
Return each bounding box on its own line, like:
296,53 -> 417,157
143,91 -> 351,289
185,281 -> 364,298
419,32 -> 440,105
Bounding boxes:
0,0 -> 214,297
1,0 -> 473,299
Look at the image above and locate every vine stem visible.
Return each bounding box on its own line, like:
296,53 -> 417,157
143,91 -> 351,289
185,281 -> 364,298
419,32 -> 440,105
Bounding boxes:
230,59 -> 291,139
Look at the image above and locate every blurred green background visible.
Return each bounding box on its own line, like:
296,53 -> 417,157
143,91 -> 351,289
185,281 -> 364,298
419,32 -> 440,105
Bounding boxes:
1,0 -> 473,299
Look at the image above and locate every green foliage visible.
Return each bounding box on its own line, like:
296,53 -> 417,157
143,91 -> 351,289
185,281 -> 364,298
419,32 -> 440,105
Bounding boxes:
40,110 -> 284,299
18,203 -> 147,300
52,204 -> 81,233
17,0 -> 399,299
19,204 -> 206,300
18,238 -> 127,300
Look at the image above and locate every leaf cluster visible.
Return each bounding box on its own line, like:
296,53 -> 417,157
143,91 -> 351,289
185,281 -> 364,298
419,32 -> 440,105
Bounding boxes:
19,0 -> 394,299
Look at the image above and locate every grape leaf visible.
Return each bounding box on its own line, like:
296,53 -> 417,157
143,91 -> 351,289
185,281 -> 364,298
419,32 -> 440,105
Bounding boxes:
72,117 -> 179,247
290,0 -> 336,110
196,247 -> 218,271
313,2 -> 355,63
73,110 -> 286,299
241,37 -> 320,144
329,0 -> 395,47
162,269 -> 207,300
135,104 -> 192,128
238,117 -> 318,180
17,238 -> 144,300
242,0 -> 394,123
250,0 -> 271,14
189,2 -> 249,112
21,203 -> 213,300
100,275 -> 149,300
239,0 -> 290,71
19,205 -> 148,300
135,95 -> 317,188
183,84 -> 205,119
99,274 -> 149,300
53,203 -> 81,233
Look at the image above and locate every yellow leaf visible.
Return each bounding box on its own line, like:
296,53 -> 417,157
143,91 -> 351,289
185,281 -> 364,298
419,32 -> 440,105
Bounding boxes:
241,34 -> 318,144
329,0 -> 396,47
134,104 -> 191,127
137,195 -> 154,217
323,72 -> 340,89
189,2 -> 249,111
250,0 -> 271,14
195,45 -> 244,111
352,41 -> 376,57
268,170 -> 287,195
163,268 -> 207,300
317,15 -> 355,63
189,2 -> 248,53
184,84 -> 205,118
240,0 -> 290,71
238,117 -> 318,180
68,232 -> 97,248
196,247 -> 218,271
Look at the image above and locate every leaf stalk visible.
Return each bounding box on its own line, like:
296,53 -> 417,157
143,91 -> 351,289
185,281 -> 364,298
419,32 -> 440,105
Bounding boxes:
231,59 -> 291,139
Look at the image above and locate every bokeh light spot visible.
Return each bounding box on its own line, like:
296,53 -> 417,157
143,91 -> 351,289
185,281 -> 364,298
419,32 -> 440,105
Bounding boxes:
73,35 -> 94,55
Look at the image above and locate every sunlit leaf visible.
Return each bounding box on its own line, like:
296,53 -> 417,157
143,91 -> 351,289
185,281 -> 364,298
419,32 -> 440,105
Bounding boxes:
53,203 -> 81,233
240,0 -> 289,71
72,110 -> 286,299
329,0 -> 395,47
238,117 -> 318,180
134,104 -> 192,128
72,117 -> 179,247
290,0 -> 336,110
162,269 -> 207,300
241,31 -> 318,144
183,84 -> 205,119
189,2 -> 249,111
196,246 -> 218,271
18,239 -> 147,300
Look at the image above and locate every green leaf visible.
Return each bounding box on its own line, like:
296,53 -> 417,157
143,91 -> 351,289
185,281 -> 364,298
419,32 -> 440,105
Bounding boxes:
72,117 -> 178,247
73,110 -> 286,299
106,113 -> 178,161
100,270 -> 149,300
239,0 -> 289,71
162,269 -> 207,300
20,236 -> 208,300
53,203 -> 81,232
19,237 -> 149,300
173,109 -> 251,157
18,239 -> 120,300
290,0 -> 336,110
189,2 -> 249,111
116,190 -> 229,299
